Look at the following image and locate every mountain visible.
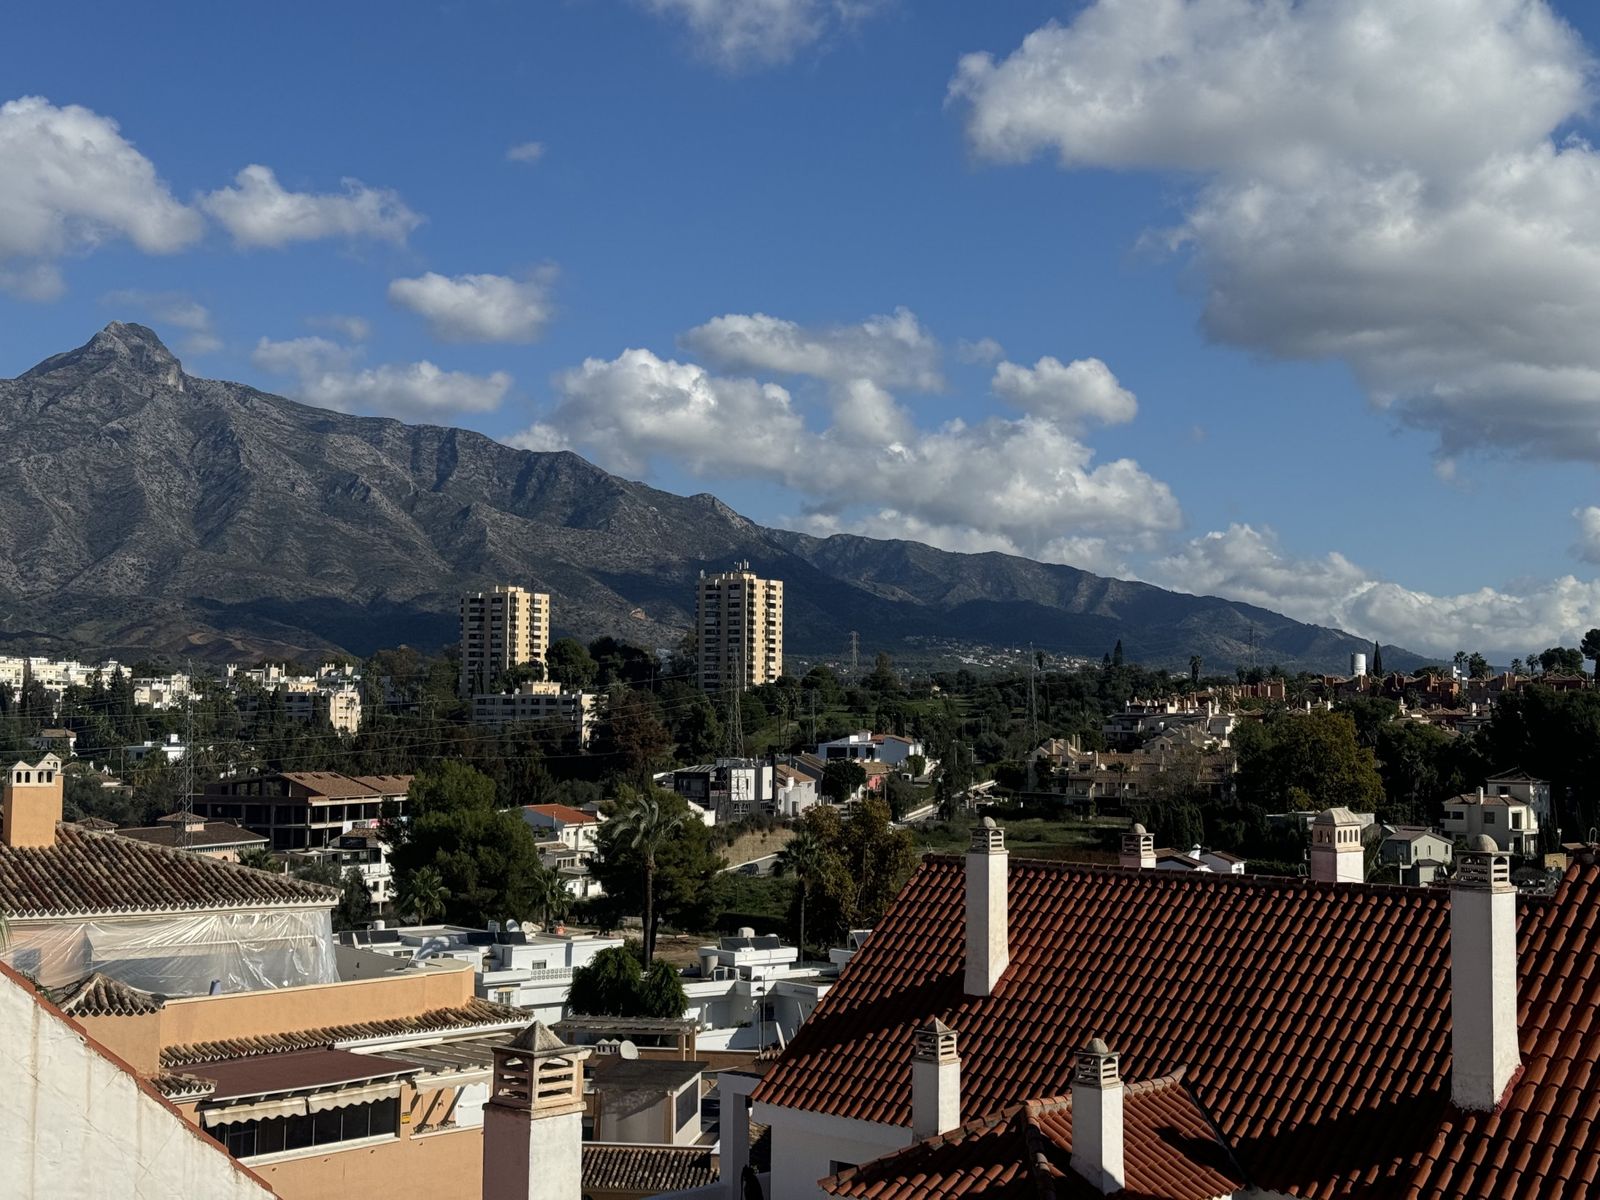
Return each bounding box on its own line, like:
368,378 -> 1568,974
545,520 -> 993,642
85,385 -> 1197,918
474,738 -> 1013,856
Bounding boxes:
0,323 -> 1422,673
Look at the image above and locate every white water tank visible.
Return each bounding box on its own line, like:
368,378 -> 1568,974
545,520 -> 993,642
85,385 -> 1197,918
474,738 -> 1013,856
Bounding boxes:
1351,652 -> 1367,678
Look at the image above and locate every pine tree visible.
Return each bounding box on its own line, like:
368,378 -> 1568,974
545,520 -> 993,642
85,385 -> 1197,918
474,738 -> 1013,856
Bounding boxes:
1371,640 -> 1383,676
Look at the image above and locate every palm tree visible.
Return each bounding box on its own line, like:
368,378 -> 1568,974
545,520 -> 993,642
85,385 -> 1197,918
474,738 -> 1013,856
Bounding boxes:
774,824 -> 829,958
238,847 -> 278,872
399,865 -> 450,924
609,791 -> 684,962
531,866 -> 571,929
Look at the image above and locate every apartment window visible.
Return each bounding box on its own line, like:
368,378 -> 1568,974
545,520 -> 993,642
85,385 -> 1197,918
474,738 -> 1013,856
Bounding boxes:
209,1096 -> 399,1160
1483,811 -> 1496,826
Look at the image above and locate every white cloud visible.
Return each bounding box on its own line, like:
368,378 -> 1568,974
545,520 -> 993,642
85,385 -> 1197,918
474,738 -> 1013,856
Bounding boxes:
682,307 -> 942,391
0,96 -> 201,299
388,271 -> 555,343
521,337 -> 1178,555
952,1 -> 1600,463
201,165 -> 421,249
1573,506 -> 1600,565
521,348 -> 807,478
640,0 -> 887,70
956,336 -> 1005,364
307,313 -> 371,342
1153,523 -> 1600,659
991,355 -> 1136,430
251,336 -> 510,420
101,289 -> 219,355
505,141 -> 545,164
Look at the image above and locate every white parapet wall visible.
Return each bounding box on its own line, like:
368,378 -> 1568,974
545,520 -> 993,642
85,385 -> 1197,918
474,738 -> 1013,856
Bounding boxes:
0,963 -> 277,1199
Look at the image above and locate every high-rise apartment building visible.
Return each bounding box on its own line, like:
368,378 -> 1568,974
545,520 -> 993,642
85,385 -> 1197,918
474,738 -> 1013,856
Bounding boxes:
696,563 -> 783,693
459,585 -> 551,696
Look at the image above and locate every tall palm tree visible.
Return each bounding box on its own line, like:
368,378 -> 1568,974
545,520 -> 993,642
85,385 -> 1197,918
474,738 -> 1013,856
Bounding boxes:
532,866 -> 571,929
399,865 -> 450,924
609,791 -> 684,962
774,824 -> 829,958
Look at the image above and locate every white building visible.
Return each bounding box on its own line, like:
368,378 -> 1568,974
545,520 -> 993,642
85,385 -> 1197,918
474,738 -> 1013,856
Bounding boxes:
520,804 -> 602,857
1444,788 -> 1541,855
475,683 -> 599,746
340,923 -> 624,1023
122,733 -> 188,766
816,731 -> 926,769
682,931 -> 837,1053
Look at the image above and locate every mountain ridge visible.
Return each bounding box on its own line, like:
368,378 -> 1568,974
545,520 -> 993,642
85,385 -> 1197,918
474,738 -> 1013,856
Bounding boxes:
0,324 -> 1423,673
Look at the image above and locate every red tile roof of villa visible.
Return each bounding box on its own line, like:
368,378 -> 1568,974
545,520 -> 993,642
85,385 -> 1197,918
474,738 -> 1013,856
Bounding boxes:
161,998 -> 529,1067
754,851 -> 1600,1199
822,1073 -> 1243,1200
523,803 -> 598,824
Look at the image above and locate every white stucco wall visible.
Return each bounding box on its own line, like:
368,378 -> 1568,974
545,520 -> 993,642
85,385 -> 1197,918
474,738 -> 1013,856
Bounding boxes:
0,967 -> 277,1199
753,1102 -> 913,1200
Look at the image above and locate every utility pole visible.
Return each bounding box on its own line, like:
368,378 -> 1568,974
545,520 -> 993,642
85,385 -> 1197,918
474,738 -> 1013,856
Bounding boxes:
178,658 -> 195,851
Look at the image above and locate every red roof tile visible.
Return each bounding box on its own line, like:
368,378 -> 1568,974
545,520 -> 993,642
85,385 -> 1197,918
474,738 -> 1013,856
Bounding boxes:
755,853 -> 1579,1198
0,823 -> 335,918
161,997 -> 528,1067
523,803 -> 598,824
823,1074 -> 1244,1200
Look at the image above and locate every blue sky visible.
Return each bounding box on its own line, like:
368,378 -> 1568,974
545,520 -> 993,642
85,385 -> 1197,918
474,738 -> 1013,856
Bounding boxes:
4,0 -> 1600,661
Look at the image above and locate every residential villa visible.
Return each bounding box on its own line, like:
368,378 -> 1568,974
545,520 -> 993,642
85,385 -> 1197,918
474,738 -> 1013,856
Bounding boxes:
193,770 -> 412,852
1444,786 -> 1541,855
733,819 -> 1600,1199
114,810 -> 268,861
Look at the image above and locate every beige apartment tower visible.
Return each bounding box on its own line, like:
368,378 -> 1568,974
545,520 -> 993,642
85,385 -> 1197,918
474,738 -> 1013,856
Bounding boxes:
460,585 -> 551,696
696,563 -> 783,693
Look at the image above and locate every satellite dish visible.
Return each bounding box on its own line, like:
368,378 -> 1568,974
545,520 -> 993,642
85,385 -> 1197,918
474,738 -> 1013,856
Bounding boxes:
618,1040 -> 639,1060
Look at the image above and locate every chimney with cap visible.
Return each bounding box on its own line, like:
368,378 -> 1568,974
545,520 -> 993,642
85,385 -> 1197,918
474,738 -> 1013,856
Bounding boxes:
965,817 -> 1008,996
910,1018 -> 961,1138
1308,807 -> 1365,883
2,754 -> 63,849
482,1021 -> 591,1200
1119,823 -> 1155,870
1069,1038 -> 1125,1194
1451,835 -> 1520,1111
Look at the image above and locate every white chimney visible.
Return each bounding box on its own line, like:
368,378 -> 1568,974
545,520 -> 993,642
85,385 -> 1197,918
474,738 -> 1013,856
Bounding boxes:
1119,823 -> 1155,870
965,818 -> 1008,996
910,1019 -> 961,1138
1069,1038 -> 1125,1194
1451,836 -> 1520,1112
482,1022 -> 590,1200
1308,808 -> 1364,883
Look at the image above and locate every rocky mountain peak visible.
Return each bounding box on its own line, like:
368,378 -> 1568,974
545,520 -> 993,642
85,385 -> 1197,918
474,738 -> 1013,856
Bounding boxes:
21,321 -> 185,389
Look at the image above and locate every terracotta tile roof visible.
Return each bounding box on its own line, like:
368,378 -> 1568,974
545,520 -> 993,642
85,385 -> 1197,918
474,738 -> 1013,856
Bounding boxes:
581,1144 -> 718,1193
523,802 -> 599,824
114,821 -> 267,850
0,823 -> 336,918
153,1071 -> 216,1101
55,971 -> 164,1017
753,855 -> 1463,1198
160,997 -> 528,1067
275,771 -> 411,799
72,816 -> 117,832
822,1074 -> 1244,1200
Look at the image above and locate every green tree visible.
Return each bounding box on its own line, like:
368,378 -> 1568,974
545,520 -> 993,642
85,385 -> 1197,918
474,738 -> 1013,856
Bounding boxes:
398,865 -> 450,924
291,858 -> 341,887
566,946 -> 688,1018
821,759 -> 867,804
774,823 -> 828,957
385,762 -> 556,925
1189,655 -> 1202,686
1582,629 -> 1600,682
636,958 -> 689,1018
1112,639 -> 1124,669
605,788 -> 686,962
567,945 -> 644,1016
1467,652 -> 1491,680
1234,709 -> 1386,816
546,638 -> 599,690
601,688 -> 672,784
334,866 -> 375,932
798,798 -> 916,949
1539,646 -> 1585,675
1371,641 -> 1383,676
238,846 -> 278,872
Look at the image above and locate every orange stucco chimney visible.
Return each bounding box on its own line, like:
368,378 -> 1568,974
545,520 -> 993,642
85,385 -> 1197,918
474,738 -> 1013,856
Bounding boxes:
2,755 -> 64,849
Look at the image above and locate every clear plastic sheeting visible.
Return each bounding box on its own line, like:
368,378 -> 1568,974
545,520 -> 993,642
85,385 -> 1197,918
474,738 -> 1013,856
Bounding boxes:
1,908 -> 339,994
